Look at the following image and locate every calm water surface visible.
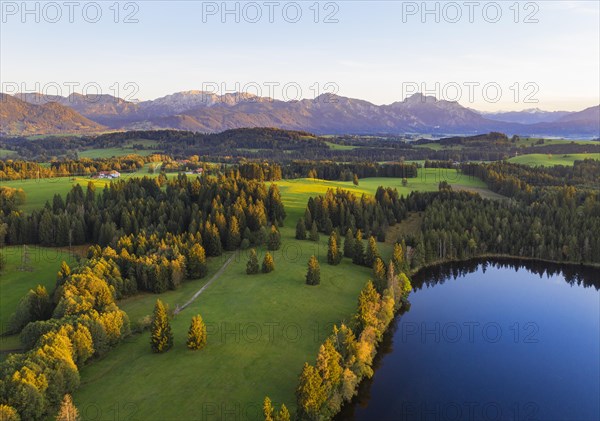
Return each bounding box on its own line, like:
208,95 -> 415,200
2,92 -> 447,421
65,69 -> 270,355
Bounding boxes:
338,260 -> 600,421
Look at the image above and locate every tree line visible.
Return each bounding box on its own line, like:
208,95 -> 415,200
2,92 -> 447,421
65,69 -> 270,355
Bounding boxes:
2,173 -> 286,248
0,155 -> 156,181
291,260 -> 412,420
0,255 -> 130,420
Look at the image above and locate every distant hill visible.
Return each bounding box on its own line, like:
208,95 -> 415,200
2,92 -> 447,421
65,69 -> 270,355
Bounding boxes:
0,94 -> 105,136
5,91 -> 599,137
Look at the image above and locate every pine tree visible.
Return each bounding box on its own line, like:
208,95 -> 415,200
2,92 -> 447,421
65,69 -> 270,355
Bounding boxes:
414,241 -> 426,269
56,261 -> 71,292
55,394 -> 79,421
150,299 -> 173,353
267,225 -> 281,250
352,230 -> 364,265
296,362 -> 326,420
263,396 -> 274,421
309,221 -> 319,242
365,236 -> 380,268
187,243 -> 207,279
295,218 -> 307,240
0,405 -> 19,421
246,249 -> 259,274
226,216 -> 241,251
372,257 -> 387,293
392,243 -> 404,272
304,207 -> 313,228
306,255 -> 321,286
187,314 -> 207,350
262,252 -> 275,273
275,405 -> 290,421
327,232 -> 341,265
343,228 -> 354,258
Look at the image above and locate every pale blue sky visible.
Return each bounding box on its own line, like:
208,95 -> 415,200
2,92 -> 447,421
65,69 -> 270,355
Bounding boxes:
1,1 -> 598,111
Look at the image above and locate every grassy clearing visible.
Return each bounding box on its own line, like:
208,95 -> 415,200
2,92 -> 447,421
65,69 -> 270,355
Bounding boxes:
75,233 -> 381,420
72,178 -> 424,420
277,170 -> 493,220
507,153 -> 600,167
78,147 -> 158,159
0,246 -> 77,338
0,164 -> 165,212
0,149 -> 15,158
324,141 -> 358,150
71,173 -> 495,419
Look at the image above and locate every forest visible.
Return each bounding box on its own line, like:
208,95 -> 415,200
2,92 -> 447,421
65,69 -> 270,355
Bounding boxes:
3,129 -> 598,162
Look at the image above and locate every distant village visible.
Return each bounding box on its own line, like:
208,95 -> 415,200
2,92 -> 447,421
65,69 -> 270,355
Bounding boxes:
92,170 -> 121,180
91,162 -> 203,180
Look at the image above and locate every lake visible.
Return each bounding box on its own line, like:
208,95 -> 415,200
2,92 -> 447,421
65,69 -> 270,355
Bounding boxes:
337,259 -> 600,421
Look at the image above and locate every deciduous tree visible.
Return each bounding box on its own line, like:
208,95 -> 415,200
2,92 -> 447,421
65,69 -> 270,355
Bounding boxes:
187,315 -> 207,350
150,299 -> 173,353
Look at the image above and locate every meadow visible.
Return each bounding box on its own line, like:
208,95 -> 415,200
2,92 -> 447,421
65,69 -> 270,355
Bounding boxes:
71,172 -> 498,420
507,153 -> 600,167
1,168 -> 497,418
0,164 -> 159,212
0,246 -> 77,348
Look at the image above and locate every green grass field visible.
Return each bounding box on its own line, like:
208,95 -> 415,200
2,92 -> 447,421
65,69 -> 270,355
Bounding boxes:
78,147 -> 158,159
0,149 -> 15,158
71,173 -> 496,420
0,246 -> 77,340
0,164 -> 164,212
507,153 -> 600,167
324,141 -> 358,151
74,226 -> 380,421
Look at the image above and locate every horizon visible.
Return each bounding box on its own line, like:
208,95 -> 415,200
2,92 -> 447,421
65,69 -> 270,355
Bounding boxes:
1,1 -> 599,112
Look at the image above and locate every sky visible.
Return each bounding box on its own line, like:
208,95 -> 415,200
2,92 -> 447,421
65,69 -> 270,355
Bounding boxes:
1,0 -> 599,111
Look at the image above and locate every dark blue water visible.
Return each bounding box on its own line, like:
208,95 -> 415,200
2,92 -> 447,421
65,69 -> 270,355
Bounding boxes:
338,260 -> 600,421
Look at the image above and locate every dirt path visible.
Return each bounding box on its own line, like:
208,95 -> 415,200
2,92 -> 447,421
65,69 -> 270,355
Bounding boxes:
174,254 -> 236,314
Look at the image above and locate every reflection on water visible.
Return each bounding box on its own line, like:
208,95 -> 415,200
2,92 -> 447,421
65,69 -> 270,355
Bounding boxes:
337,259 -> 600,421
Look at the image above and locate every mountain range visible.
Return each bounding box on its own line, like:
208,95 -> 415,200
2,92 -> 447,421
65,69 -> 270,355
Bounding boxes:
1,91 -> 598,137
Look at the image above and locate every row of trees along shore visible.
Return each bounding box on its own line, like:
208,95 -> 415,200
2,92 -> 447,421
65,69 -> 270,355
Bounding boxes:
263,255 -> 412,420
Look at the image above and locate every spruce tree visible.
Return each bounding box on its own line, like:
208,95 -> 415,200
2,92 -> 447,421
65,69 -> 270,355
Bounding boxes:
262,252 -> 275,273
55,394 -> 79,421
304,207 -> 313,228
327,232 -> 341,265
306,255 -> 321,285
187,314 -> 207,350
226,216 -> 241,251
365,236 -> 380,268
150,299 -> 173,353
187,243 -> 207,279
353,230 -> 365,265
276,405 -> 290,421
296,362 -> 326,419
263,397 -> 274,421
246,249 -> 259,274
295,218 -> 307,240
373,257 -> 387,293
392,242 -> 404,272
343,228 -> 354,258
309,221 -> 319,242
267,225 -> 281,250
